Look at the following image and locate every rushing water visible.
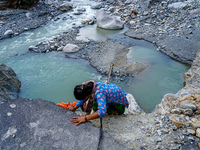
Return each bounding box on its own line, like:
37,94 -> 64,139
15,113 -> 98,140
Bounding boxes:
0,0 -> 189,112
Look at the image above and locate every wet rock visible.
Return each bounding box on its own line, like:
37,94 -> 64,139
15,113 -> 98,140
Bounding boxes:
91,2 -> 104,9
77,8 -> 86,12
96,9 -> 125,30
63,43 -> 80,53
59,2 -> 72,12
57,46 -> 64,51
28,46 -> 38,50
4,30 -> 14,36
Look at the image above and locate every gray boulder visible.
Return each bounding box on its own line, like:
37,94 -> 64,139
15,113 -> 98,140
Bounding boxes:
63,44 -> 80,53
96,9 -> 125,30
0,98 -> 129,150
0,63 -> 21,102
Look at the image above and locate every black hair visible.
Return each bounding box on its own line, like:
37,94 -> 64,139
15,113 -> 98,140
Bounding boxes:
74,82 -> 94,100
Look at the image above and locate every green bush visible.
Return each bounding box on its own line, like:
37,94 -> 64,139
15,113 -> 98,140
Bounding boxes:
6,0 -> 39,9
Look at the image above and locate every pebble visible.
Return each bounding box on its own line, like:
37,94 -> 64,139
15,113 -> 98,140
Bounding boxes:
10,104 -> 16,108
7,112 -> 12,116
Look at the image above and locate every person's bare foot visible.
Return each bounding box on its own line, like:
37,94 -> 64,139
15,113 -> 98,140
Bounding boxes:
112,110 -> 118,115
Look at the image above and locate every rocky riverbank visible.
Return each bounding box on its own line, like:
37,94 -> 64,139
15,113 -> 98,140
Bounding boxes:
0,0 -> 200,149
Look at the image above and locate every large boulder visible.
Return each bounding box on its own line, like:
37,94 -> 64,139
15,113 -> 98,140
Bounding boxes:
96,9 -> 125,30
0,63 -> 21,102
0,98 -> 129,150
63,43 -> 80,53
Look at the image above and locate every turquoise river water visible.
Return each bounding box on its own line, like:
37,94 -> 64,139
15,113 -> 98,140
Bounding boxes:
0,0 -> 189,112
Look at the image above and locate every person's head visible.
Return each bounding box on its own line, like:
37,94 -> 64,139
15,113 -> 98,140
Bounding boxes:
74,81 -> 94,100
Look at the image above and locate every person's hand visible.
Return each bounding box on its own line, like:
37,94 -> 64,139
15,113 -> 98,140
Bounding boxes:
71,116 -> 86,126
68,106 -> 75,112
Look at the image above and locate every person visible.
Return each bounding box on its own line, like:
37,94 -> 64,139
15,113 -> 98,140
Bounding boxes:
68,80 -> 129,126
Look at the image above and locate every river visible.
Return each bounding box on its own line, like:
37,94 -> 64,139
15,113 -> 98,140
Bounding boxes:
0,0 -> 189,112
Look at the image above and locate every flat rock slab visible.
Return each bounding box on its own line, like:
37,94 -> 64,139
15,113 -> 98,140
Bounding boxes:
0,98 -> 129,150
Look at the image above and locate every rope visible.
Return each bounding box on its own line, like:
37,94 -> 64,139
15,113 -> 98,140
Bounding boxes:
97,62 -> 114,150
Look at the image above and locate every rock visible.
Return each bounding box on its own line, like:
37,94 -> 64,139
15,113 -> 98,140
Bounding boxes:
63,44 -> 80,53
191,120 -> 200,130
0,63 -> 21,101
187,129 -> 195,135
73,12 -> 82,15
181,108 -> 194,116
59,3 -> 71,12
57,46 -> 64,51
4,30 -> 14,36
28,46 -> 38,50
180,103 -> 197,111
169,115 -> 185,128
168,2 -> 189,9
124,93 -> 144,114
171,108 -> 182,114
178,134 -> 185,141
96,9 -> 125,30
196,128 -> 200,138
189,8 -> 200,16
77,8 -> 86,12
0,98 -> 128,149
91,2 -> 104,9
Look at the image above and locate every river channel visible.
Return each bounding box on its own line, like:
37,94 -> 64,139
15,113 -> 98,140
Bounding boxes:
0,0 -> 189,112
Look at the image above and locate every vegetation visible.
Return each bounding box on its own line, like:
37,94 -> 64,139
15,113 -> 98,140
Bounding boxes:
5,0 -> 39,9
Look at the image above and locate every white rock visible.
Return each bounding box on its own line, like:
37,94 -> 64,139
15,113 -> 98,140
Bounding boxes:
124,93 -> 144,114
29,46 -> 38,50
63,44 -> 80,53
7,112 -> 12,116
96,9 -> 125,30
57,46 -> 64,51
4,30 -> 14,36
10,104 -> 16,108
168,2 -> 188,9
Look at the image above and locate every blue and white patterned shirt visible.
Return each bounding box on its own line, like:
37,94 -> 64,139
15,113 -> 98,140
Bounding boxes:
76,82 -> 129,118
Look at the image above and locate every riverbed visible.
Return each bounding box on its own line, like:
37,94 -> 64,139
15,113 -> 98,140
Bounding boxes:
0,0 -> 189,112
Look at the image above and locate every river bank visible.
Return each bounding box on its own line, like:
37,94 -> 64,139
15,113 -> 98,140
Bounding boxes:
0,0 -> 200,149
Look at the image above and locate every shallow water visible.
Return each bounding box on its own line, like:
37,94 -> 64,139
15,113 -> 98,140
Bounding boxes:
0,0 -> 189,112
